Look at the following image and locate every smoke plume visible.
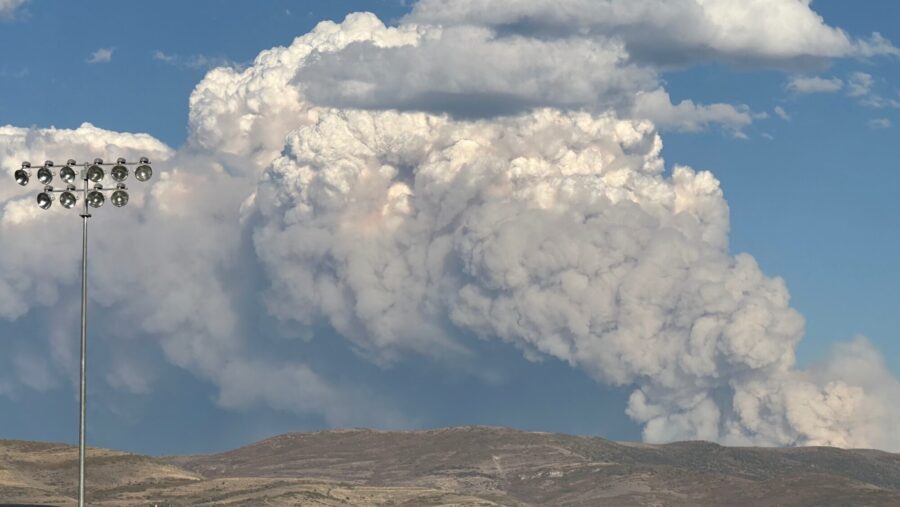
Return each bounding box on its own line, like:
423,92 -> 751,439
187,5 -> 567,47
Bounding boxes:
1,2 -> 898,449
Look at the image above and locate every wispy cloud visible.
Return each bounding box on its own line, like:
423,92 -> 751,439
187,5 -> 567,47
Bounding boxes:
854,32 -> 900,58
867,118 -> 891,129
847,72 -> 874,97
786,76 -> 843,94
0,67 -> 28,79
152,50 -> 235,70
0,0 -> 27,20
844,72 -> 900,109
87,47 -> 114,64
774,106 -> 791,121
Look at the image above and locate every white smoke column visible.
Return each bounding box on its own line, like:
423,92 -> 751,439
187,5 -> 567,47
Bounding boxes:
187,12 -> 423,165
184,10 -> 898,449
248,106 -> 899,450
0,123 -> 405,427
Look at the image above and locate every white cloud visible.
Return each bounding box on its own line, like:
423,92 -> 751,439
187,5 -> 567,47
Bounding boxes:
298,25 -> 657,116
152,50 -> 235,70
844,72 -> 900,109
786,72 -> 898,109
407,0 -> 898,65
282,14 -> 757,133
867,118 -> 891,129
631,89 -> 753,134
786,76 -> 843,94
854,32 -> 900,58
847,72 -> 874,97
87,47 -> 114,64
774,106 -> 791,121
0,0 -> 26,20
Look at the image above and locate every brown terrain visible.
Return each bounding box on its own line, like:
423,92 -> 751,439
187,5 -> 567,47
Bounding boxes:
0,426 -> 899,506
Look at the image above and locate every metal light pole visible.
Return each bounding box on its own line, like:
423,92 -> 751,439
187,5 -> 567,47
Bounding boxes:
13,157 -> 153,507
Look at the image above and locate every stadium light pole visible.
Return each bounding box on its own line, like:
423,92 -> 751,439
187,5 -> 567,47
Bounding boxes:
13,157 -> 153,507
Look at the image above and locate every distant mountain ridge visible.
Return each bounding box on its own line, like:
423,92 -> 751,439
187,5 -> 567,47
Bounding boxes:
2,426 -> 899,506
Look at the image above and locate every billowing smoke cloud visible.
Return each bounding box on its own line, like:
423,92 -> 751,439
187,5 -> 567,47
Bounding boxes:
1,3 -> 898,450
187,13 -> 423,165
0,124 -> 405,428
246,106 -> 899,449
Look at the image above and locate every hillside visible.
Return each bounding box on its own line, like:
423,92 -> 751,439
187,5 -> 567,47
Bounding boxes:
1,427 -> 899,506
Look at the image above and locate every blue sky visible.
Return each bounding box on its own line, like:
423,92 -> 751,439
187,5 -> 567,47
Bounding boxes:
1,1 -> 898,455
0,1 -> 412,146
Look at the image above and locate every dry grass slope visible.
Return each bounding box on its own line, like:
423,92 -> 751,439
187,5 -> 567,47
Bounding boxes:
1,427 -> 898,506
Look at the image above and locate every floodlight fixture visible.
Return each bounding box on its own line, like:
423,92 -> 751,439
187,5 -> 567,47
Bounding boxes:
87,190 -> 104,208
37,190 -> 53,209
111,163 -> 128,182
37,166 -> 53,185
15,169 -> 29,186
87,164 -> 104,183
135,158 -> 152,182
60,165 -> 77,184
60,191 -> 77,209
111,189 -> 128,207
